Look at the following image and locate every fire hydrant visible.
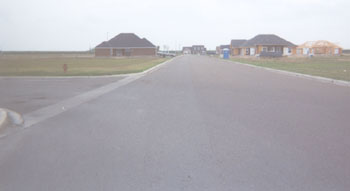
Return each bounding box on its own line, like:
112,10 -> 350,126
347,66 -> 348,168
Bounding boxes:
63,64 -> 68,73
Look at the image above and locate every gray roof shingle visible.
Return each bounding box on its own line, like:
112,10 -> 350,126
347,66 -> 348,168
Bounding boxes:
230,40 -> 247,47
96,33 -> 156,48
241,34 -> 296,47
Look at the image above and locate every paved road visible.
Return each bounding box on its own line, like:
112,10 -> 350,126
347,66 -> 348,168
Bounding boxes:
1,55 -> 350,191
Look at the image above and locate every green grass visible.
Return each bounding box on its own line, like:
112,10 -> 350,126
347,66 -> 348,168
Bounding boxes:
0,53 -> 169,76
229,55 -> 350,81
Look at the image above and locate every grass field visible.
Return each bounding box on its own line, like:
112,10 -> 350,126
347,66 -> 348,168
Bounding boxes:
0,52 -> 169,76
229,55 -> 350,81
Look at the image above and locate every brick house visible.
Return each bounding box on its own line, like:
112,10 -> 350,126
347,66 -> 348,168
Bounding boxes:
191,45 -> 207,55
239,34 -> 296,57
182,45 -> 207,55
95,33 -> 156,57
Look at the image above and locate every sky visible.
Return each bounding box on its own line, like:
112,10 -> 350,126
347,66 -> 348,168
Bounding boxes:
0,0 -> 349,51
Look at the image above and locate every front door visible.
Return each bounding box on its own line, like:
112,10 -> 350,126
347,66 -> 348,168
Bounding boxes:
250,48 -> 255,55
246,48 -> 250,55
335,48 -> 339,54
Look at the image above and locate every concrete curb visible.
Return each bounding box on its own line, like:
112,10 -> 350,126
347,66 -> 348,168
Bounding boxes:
221,59 -> 350,87
6,109 -> 24,126
139,56 -> 179,75
0,56 -> 178,80
0,74 -> 131,80
0,108 -> 23,124
0,109 -> 8,130
0,108 -> 24,138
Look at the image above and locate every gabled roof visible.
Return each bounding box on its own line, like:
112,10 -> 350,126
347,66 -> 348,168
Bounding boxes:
96,33 -> 156,48
192,45 -> 205,48
219,45 -> 230,49
241,34 -> 296,47
230,40 -> 247,47
298,40 -> 342,49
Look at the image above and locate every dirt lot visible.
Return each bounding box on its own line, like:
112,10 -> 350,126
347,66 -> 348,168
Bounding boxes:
229,55 -> 350,81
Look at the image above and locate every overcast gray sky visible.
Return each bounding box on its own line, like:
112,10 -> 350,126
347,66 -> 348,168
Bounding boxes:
1,0 -> 349,51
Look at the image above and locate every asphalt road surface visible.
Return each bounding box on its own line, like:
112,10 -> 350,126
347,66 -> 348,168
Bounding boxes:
1,55 -> 350,191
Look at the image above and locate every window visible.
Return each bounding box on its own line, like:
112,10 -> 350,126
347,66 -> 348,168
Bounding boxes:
335,48 -> 339,54
268,46 -> 275,52
262,47 -> 267,52
276,47 -> 281,52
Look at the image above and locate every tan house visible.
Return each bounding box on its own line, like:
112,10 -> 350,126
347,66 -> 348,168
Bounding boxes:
239,34 -> 296,57
297,41 -> 342,56
230,40 -> 247,56
95,33 -> 156,57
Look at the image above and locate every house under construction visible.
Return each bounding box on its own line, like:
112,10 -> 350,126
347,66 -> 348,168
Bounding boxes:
297,40 -> 342,56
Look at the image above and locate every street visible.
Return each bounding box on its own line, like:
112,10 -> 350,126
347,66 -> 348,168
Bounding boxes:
1,55 -> 350,191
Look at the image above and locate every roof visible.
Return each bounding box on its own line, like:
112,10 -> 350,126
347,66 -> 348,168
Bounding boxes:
230,40 -> 247,47
298,40 -> 342,49
96,33 -> 156,48
241,34 -> 296,47
219,45 -> 230,49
